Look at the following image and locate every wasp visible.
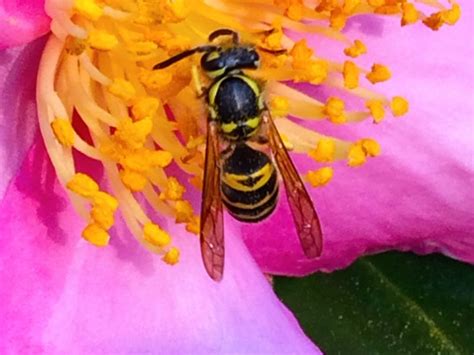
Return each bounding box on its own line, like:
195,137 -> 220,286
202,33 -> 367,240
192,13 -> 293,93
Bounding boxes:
154,29 -> 323,281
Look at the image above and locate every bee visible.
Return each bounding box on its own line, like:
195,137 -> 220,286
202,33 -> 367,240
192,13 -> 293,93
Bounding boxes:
154,29 -> 323,281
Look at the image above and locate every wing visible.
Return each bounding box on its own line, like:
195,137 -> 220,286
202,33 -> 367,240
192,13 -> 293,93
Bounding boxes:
200,122 -> 225,281
264,111 -> 323,258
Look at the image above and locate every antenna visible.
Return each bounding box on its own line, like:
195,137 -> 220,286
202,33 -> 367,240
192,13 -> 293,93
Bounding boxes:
153,45 -> 217,70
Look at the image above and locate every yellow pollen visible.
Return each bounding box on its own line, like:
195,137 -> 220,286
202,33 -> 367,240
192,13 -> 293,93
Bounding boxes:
126,41 -> 158,55
324,97 -> 346,124
374,5 -> 399,15
304,60 -> 329,84
67,173 -> 99,198
90,206 -> 115,230
175,200 -> 194,223
348,144 -> 367,167
287,4 -> 304,21
359,138 -> 381,157
263,29 -> 284,50
88,30 -> 118,51
143,222 -> 171,247
290,39 -> 314,68
82,223 -> 110,247
114,117 -> 153,150
132,97 -> 161,121
309,138 -> 336,163
343,60 -> 359,89
74,0 -> 103,21
92,191 -> 119,212
186,215 -> 200,235
367,0 -> 385,7
366,64 -> 391,84
401,3 -> 418,26
120,169 -> 148,192
149,150 -> 173,168
330,9 -> 347,31
366,99 -> 385,123
343,0 -> 361,14
344,39 -> 367,58
160,177 -> 185,201
159,0 -> 189,23
391,96 -> 409,117
442,4 -> 461,26
108,78 -> 136,103
163,247 -> 180,265
139,69 -> 173,90
51,118 -> 75,147
271,96 -> 290,116
307,167 -> 334,187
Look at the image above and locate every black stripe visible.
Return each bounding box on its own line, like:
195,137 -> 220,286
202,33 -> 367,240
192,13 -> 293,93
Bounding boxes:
224,187 -> 279,223
221,171 -> 277,205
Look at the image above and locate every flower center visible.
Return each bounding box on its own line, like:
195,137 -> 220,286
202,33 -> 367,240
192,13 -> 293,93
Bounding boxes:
37,0 -> 460,266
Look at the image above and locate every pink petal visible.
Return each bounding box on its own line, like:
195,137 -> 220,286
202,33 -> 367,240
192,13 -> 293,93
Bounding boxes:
0,37 -> 46,199
0,0 -> 50,49
0,139 -> 319,353
243,4 -> 474,274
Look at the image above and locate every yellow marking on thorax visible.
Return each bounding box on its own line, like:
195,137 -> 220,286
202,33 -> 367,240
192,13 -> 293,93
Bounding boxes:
221,121 -> 238,133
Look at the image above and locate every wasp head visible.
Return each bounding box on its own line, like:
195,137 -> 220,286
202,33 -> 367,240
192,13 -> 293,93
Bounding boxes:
201,46 -> 260,78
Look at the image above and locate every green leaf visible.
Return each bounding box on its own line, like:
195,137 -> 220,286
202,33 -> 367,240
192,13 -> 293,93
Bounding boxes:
274,252 -> 474,355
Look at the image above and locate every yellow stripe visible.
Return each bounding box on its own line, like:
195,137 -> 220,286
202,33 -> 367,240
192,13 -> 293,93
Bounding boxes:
234,74 -> 261,98
245,116 -> 261,129
231,203 -> 276,221
221,122 -> 238,133
222,163 -> 273,192
222,182 -> 278,210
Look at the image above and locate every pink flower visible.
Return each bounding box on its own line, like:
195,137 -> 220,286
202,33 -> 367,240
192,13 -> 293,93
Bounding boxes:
0,0 -> 472,353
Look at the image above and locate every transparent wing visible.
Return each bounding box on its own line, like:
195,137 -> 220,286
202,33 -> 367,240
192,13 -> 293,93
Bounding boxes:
264,111 -> 323,257
200,122 -> 225,281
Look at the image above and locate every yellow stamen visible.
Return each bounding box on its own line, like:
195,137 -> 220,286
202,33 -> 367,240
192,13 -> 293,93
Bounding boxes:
120,169 -> 148,192
324,97 -> 346,124
307,167 -> 334,187
74,0 -> 103,21
90,206 -> 115,230
309,138 -> 336,163
92,191 -> 119,212
366,64 -> 391,84
391,96 -> 409,117
163,247 -> 180,265
344,39 -> 367,58
160,177 -> 185,201
348,144 -> 367,167
144,222 -> 171,247
360,138 -> 381,157
82,223 -> 110,247
343,60 -> 359,89
51,118 -> 75,147
366,99 -> 385,123
175,200 -> 194,223
67,173 -> 99,198
88,29 -> 118,51
108,78 -> 136,103
401,3 -> 419,26
132,97 -> 161,121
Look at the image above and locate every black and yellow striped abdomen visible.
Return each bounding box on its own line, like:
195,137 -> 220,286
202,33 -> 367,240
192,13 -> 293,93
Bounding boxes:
221,144 -> 278,222
208,74 -> 264,140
